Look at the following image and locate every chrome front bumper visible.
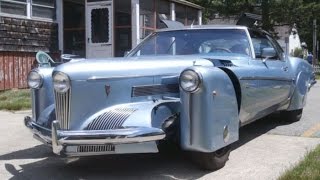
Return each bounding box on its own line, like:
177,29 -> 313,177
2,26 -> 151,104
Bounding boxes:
24,116 -> 166,156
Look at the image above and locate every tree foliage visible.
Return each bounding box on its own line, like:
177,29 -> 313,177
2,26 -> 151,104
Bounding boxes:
187,0 -> 320,56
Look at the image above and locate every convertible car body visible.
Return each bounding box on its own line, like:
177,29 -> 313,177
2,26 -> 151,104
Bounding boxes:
25,25 -> 316,170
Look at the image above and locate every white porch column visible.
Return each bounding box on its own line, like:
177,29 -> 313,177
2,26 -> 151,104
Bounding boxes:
170,3 -> 175,21
198,10 -> 202,25
131,0 -> 140,47
56,0 -> 63,52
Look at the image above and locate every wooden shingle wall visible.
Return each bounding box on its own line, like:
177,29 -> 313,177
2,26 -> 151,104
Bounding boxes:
0,17 -> 59,52
0,17 -> 60,91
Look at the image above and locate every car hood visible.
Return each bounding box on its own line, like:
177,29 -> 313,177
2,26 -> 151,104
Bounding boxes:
53,56 -> 217,81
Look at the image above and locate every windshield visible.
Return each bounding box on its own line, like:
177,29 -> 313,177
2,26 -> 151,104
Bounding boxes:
130,29 -> 251,58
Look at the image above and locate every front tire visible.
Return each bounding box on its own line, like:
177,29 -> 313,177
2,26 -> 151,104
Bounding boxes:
190,146 -> 231,171
280,109 -> 303,122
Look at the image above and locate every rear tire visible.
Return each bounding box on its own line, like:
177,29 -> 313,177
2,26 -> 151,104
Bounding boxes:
190,146 -> 231,171
280,109 -> 303,122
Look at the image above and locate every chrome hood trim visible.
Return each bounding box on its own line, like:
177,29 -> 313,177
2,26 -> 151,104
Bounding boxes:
53,56 -> 214,81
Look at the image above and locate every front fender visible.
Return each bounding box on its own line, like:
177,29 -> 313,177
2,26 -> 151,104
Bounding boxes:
180,66 -> 239,152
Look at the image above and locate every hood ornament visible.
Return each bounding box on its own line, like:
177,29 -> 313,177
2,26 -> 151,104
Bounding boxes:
105,85 -> 111,97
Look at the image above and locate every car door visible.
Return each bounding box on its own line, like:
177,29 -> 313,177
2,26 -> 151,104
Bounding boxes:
240,31 -> 293,123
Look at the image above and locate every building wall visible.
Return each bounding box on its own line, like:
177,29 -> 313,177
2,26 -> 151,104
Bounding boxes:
0,52 -> 35,90
0,16 -> 59,90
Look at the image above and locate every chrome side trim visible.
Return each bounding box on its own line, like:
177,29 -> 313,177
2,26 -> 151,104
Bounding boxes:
239,76 -> 294,82
162,96 -> 180,100
87,73 -> 178,81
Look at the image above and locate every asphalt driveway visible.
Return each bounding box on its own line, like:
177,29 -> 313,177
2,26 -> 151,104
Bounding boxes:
0,84 -> 319,180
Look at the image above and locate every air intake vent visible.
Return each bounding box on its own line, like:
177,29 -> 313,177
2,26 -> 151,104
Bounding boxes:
77,145 -> 115,153
132,84 -> 179,97
219,60 -> 235,67
86,108 -> 137,130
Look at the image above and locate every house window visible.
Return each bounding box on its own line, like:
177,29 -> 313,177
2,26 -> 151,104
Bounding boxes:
175,4 -> 186,25
140,0 -> 155,39
0,0 -> 56,20
0,0 -> 27,16
157,0 -> 170,28
32,0 -> 56,19
115,0 -> 132,57
186,7 -> 198,25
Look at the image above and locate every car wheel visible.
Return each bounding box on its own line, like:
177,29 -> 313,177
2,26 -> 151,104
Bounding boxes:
190,146 -> 231,171
281,109 -> 303,122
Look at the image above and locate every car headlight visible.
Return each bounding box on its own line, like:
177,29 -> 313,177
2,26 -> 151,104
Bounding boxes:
53,72 -> 70,93
27,71 -> 43,89
179,69 -> 201,92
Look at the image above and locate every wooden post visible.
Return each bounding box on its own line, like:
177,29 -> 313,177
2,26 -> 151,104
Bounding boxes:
313,19 -> 317,65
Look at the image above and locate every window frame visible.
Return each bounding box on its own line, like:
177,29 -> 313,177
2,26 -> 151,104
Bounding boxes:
0,0 -> 56,22
250,30 -> 283,61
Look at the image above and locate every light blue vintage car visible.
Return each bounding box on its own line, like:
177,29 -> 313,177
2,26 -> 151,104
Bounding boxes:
25,25 -> 316,170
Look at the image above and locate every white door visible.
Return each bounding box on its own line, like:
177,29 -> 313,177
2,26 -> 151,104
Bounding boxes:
86,2 -> 112,58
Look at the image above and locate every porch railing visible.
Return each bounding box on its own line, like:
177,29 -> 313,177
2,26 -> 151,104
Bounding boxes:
313,65 -> 320,74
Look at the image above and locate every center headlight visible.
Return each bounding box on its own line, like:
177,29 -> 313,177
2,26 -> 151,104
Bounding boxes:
179,69 -> 201,92
27,71 -> 43,89
53,72 -> 70,93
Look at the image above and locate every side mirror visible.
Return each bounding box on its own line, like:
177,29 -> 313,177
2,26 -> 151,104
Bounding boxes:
261,47 -> 276,58
261,48 -> 277,63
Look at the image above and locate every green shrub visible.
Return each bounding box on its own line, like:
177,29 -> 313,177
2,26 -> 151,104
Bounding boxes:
292,47 -> 303,58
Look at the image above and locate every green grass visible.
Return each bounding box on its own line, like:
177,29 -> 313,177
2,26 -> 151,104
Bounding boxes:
279,145 -> 320,180
0,89 -> 31,111
316,73 -> 320,80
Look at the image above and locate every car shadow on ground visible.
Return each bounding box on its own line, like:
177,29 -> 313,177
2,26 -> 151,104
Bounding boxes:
2,114 -> 294,180
233,113 -> 294,150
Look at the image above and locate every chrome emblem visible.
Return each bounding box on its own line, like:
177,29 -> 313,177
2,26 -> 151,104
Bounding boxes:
105,85 -> 111,96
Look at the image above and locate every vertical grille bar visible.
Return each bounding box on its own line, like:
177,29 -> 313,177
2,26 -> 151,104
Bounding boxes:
54,89 -> 71,130
86,108 -> 137,130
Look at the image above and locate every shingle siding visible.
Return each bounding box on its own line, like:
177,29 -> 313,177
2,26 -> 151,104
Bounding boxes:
0,17 -> 59,53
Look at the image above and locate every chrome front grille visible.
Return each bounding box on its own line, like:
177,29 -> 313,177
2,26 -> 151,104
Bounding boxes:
77,145 -> 115,153
31,89 -> 38,120
54,89 -> 71,130
86,108 -> 137,130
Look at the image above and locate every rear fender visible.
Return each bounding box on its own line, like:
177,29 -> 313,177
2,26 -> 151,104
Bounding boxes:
180,66 -> 239,152
287,71 -> 310,111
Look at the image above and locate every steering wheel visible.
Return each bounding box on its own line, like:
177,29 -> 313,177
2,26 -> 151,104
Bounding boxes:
210,48 -> 232,53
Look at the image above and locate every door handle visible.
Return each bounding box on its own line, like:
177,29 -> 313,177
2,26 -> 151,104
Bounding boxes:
87,38 -> 90,43
282,67 -> 289,72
